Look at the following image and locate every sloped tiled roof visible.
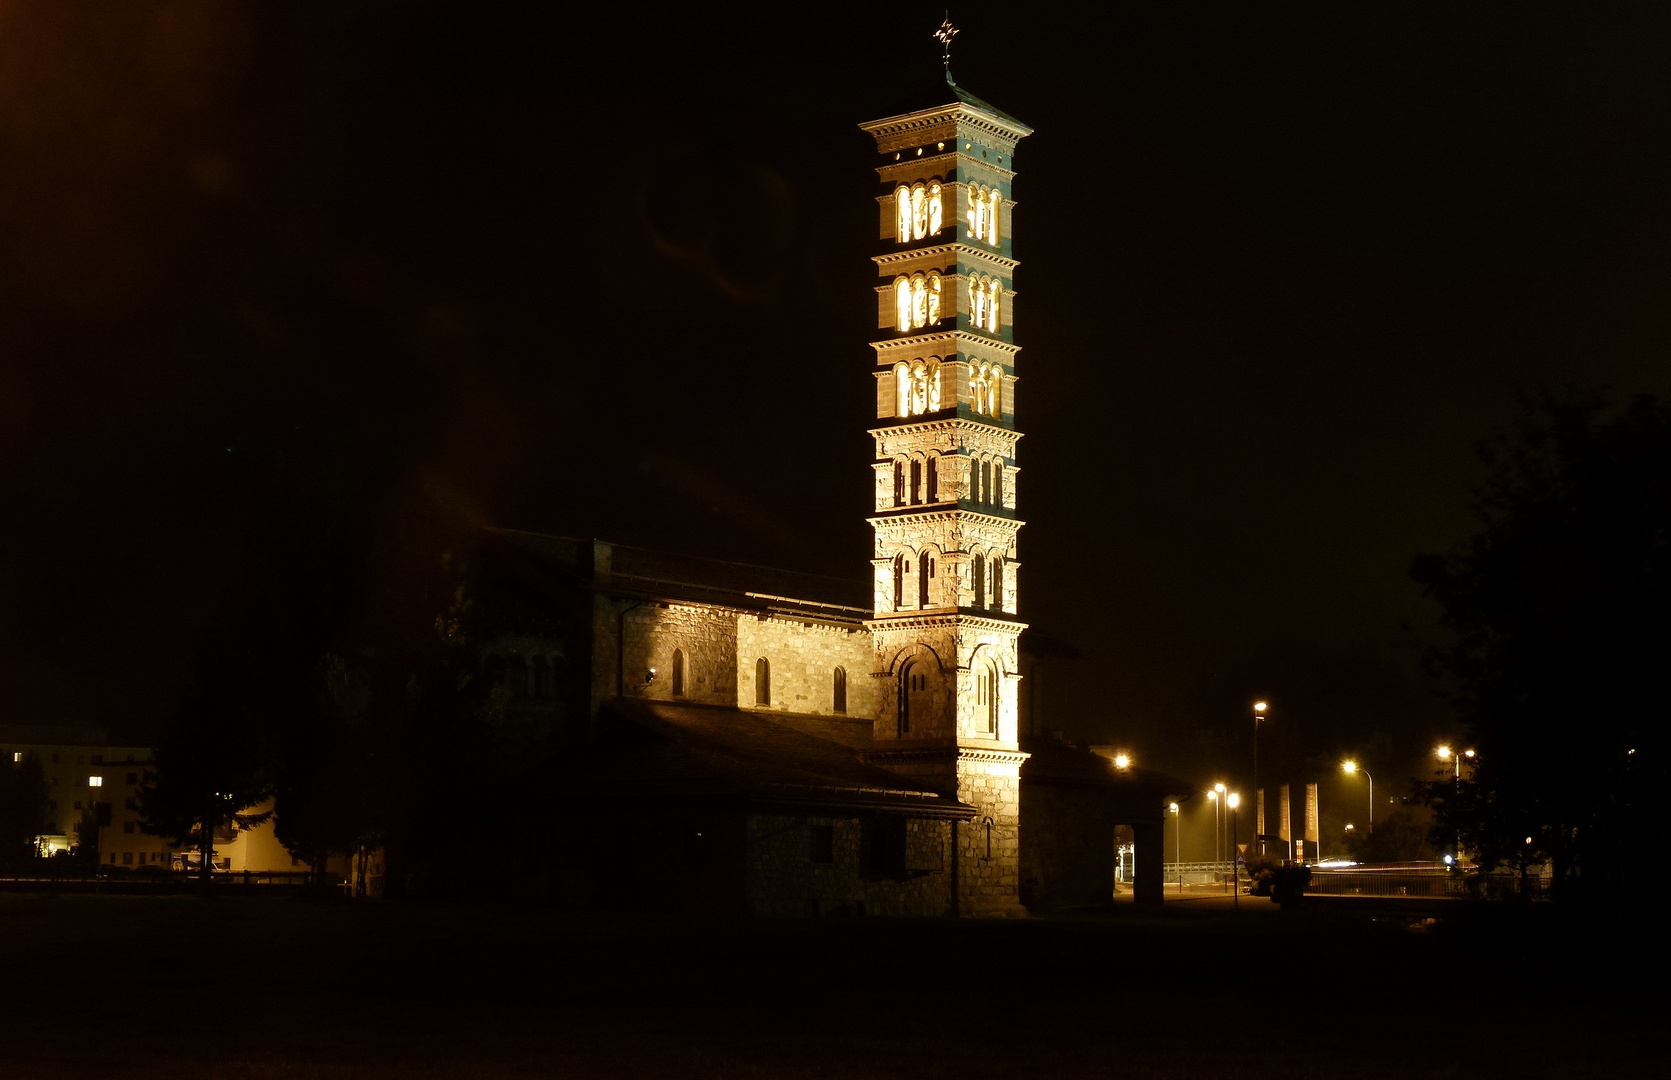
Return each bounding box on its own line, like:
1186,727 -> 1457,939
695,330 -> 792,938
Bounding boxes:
580,699 -> 973,818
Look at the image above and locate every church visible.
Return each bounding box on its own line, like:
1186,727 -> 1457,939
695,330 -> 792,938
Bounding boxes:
470,63 -> 1187,917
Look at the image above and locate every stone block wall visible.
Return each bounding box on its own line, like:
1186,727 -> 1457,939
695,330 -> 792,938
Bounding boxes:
745,812 -> 954,918
737,616 -> 877,721
623,602 -> 740,707
957,756 -> 1025,916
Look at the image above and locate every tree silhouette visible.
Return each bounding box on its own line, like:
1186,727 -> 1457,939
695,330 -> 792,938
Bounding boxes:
1411,393 -> 1669,901
0,752 -> 50,869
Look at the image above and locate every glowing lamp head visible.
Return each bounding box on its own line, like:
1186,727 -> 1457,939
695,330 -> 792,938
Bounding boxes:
1443,854 -> 1454,865
1253,701 -> 1268,714
1436,745 -> 1452,760
1213,782 -> 1226,793
1207,790 -> 1217,802
1114,754 -> 1131,770
1345,823 -> 1355,832
1227,793 -> 1239,809
1168,802 -> 1179,814
1464,749 -> 1476,759
1342,759 -> 1358,775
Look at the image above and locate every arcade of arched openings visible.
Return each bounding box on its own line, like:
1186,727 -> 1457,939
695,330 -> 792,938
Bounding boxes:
970,361 -> 1002,418
895,181 -> 944,243
967,183 -> 1001,247
895,358 -> 941,418
894,271 -> 943,332
892,453 -> 939,507
969,274 -> 1002,333
966,454 -> 1004,510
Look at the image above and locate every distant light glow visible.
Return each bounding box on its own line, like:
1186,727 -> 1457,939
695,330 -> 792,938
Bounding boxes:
1436,745 -> 1452,760
1113,753 -> 1130,769
1168,802 -> 1179,813
1213,782 -> 1226,793
1443,854 -> 1454,865
1342,759 -> 1358,775
1227,792 -> 1239,808
1253,701 -> 1267,713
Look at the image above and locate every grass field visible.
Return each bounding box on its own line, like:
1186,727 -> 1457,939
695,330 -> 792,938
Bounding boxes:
0,891 -> 1659,1078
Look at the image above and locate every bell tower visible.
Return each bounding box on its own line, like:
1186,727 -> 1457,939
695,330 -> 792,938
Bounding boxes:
859,49 -> 1033,917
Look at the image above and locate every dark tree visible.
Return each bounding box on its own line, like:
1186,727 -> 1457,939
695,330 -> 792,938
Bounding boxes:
0,752 -> 50,869
1410,393 -> 1670,901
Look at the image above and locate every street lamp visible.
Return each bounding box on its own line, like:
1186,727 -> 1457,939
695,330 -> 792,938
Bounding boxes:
1227,791 -> 1240,911
1252,701 -> 1268,852
1342,759 -> 1374,834
1213,782 -> 1228,891
1168,802 -> 1181,893
1114,753 -> 1131,770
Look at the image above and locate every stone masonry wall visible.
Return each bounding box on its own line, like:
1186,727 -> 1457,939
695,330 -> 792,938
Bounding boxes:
957,758 -> 1023,915
622,602 -> 739,707
737,616 -> 877,721
746,812 -> 954,918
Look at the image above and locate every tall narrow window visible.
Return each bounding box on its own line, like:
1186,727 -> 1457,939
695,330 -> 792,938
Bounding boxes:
671,649 -> 685,698
833,667 -> 847,714
973,553 -> 986,609
918,554 -> 930,607
925,271 -> 942,323
893,460 -> 905,506
988,188 -> 1002,247
993,461 -> 1003,507
755,658 -> 771,706
911,184 -> 927,239
992,557 -> 1005,612
895,277 -> 912,332
988,279 -> 1002,333
893,554 -> 905,610
896,185 -> 911,242
982,461 -> 993,506
926,456 -> 938,502
910,459 -> 922,504
927,182 -> 943,234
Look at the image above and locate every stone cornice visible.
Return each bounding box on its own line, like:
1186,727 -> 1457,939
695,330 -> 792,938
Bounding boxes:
867,417 -> 1023,443
865,612 -> 1028,634
870,333 -> 1020,361
863,746 -> 1031,767
860,103 -> 1034,156
873,244 -> 1019,275
868,506 -> 1023,529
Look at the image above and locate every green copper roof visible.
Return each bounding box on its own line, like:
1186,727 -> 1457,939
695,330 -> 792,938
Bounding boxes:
894,70 -> 1032,133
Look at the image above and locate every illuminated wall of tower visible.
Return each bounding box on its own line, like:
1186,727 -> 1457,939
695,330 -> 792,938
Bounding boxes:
860,85 -> 1033,917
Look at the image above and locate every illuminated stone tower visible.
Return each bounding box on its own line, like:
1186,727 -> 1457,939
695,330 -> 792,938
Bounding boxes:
859,66 -> 1033,917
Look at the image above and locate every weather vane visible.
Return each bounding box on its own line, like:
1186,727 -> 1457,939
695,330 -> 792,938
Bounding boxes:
934,15 -> 959,71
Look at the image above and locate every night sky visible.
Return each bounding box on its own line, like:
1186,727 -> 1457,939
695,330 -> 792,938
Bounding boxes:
3,3 -> 1668,822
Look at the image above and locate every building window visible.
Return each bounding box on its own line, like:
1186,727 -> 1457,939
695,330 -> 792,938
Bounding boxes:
895,181 -> 944,243
11,752 -> 18,763
88,776 -> 102,788
969,275 -> 1003,333
893,460 -> 905,505
926,456 -> 938,502
918,555 -> 931,607
895,358 -> 942,418
893,273 -> 943,333
671,649 -> 686,698
810,824 -> 835,864
993,462 -> 1004,508
755,658 -> 771,706
973,553 -> 986,609
992,556 -> 1005,611
832,667 -> 847,714
968,183 -> 1001,246
978,662 -> 1000,734
910,458 -> 921,504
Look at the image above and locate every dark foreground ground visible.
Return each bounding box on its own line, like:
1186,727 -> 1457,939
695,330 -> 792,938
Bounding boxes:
0,891 -> 1661,1079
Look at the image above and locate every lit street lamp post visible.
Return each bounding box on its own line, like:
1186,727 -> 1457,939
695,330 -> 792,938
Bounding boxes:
1436,746 -> 1475,862
1228,791 -> 1240,911
1212,783 -> 1228,892
1342,759 -> 1374,834
1252,701 -> 1268,852
1169,802 -> 1180,893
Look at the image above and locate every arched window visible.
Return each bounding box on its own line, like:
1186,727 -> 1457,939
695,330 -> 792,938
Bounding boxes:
894,362 -> 910,417
970,275 -> 985,329
982,460 -> 993,506
893,459 -> 905,506
968,184 -> 987,240
926,455 -> 938,502
910,458 -> 922,504
973,552 -> 986,609
918,553 -> 931,607
988,188 -> 1002,247
992,556 -> 1005,612
993,461 -> 1003,507
912,275 -> 928,327
755,658 -> 771,706
671,649 -> 685,698
894,277 -> 912,332
833,667 -> 847,714
977,663 -> 998,734
895,185 -> 911,242
927,182 -> 943,234
911,183 -> 928,239
893,553 -> 906,610
926,271 -> 942,324
988,278 -> 1003,333
899,660 -> 929,736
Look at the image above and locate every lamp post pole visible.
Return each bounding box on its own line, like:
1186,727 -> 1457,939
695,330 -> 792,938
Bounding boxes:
1343,760 -> 1374,834
1252,701 -> 1268,853
1169,802 -> 1181,894
1228,792 -> 1240,911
